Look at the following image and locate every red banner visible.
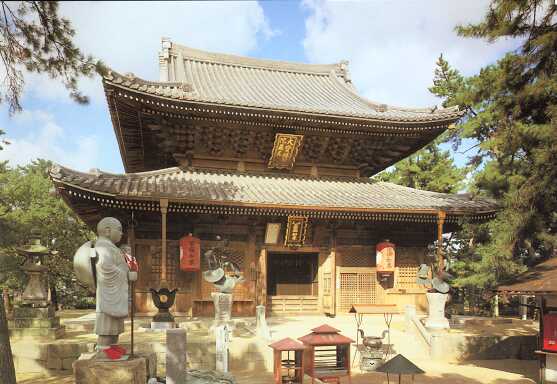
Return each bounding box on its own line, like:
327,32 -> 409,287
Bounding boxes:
180,234 -> 200,272
376,241 -> 395,272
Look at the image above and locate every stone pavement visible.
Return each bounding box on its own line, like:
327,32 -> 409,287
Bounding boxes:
14,311 -> 539,383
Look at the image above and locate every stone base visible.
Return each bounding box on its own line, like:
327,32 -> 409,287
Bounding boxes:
151,321 -> 176,330
9,326 -> 65,340
424,317 -> 450,330
13,305 -> 55,319
9,305 -> 64,340
73,356 -> 148,384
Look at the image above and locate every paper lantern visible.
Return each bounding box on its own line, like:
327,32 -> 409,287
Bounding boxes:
376,240 -> 395,272
180,234 -> 200,272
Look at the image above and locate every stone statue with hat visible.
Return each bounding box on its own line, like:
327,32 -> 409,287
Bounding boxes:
74,217 -> 137,359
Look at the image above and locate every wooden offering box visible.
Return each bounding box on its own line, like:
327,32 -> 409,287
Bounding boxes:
298,324 -> 354,383
269,338 -> 307,384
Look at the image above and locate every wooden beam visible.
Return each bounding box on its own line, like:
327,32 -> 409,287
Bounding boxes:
160,198 -> 169,288
437,210 -> 446,272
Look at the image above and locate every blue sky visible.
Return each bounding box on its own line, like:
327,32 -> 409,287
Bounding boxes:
0,1 -> 518,174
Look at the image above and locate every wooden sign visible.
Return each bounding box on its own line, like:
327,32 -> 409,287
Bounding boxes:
179,234 -> 200,271
376,241 -> 395,272
268,133 -> 303,169
285,216 -> 308,247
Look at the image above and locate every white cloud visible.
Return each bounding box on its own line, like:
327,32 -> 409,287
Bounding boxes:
302,0 -> 519,108
0,110 -> 100,171
25,1 -> 274,105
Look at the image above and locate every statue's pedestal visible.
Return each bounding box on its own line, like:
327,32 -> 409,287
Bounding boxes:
424,292 -> 450,330
211,292 -> 232,329
9,305 -> 64,341
73,356 -> 148,384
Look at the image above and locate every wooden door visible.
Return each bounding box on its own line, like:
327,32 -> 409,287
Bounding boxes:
321,250 -> 336,316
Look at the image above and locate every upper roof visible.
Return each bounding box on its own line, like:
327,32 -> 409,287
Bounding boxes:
103,39 -> 462,124
497,258 -> 557,294
50,164 -> 497,219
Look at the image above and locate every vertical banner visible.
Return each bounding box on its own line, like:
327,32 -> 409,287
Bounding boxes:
179,233 -> 201,271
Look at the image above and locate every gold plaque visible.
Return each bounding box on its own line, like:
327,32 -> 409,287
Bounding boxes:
285,216 -> 308,247
268,133 -> 304,169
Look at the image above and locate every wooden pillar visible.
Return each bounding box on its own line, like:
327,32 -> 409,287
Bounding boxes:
247,229 -> 257,305
160,198 -> 169,287
331,224 -> 337,317
258,248 -> 267,307
437,210 -> 446,272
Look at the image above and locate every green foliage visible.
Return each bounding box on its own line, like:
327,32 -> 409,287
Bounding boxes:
0,160 -> 93,307
429,0 -> 557,288
0,1 -> 107,114
374,139 -> 467,194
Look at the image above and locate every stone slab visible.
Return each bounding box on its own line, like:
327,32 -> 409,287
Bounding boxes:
15,356 -> 49,374
11,341 -> 49,360
166,328 -> 187,384
46,356 -> 63,370
9,325 -> 65,340
9,316 -> 60,329
13,306 -> 54,319
73,357 -> 147,384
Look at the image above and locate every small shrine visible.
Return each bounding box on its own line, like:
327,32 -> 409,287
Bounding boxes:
269,337 -> 306,384
298,324 -> 353,383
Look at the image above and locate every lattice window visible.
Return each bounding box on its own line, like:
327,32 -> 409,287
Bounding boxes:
338,270 -> 381,312
147,243 -> 194,292
339,273 -> 358,312
397,264 -> 420,289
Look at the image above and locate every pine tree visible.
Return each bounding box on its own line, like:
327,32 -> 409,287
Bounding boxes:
375,138 -> 467,194
429,0 -> 557,288
0,1 -> 106,114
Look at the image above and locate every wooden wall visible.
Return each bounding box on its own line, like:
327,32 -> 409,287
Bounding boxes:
131,216 -> 435,316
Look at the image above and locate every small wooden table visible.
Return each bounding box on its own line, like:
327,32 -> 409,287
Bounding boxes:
349,304 -> 400,367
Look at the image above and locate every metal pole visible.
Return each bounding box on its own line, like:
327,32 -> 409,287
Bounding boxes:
131,279 -> 135,358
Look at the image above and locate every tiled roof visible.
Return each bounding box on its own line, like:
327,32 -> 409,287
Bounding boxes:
50,164 -> 497,215
298,324 -> 354,346
103,41 -> 463,124
498,258 -> 557,294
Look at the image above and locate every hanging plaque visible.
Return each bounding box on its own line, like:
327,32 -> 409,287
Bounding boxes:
268,133 -> 304,169
376,240 -> 395,272
285,216 -> 308,247
179,233 -> 200,271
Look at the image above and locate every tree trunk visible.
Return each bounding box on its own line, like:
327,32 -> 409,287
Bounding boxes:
0,294 -> 16,384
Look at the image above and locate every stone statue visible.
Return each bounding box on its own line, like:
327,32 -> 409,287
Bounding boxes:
74,217 -> 137,358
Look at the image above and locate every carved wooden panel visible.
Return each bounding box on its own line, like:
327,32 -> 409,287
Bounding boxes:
339,247 -> 374,267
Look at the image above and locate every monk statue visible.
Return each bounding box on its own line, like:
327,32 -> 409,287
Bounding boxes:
74,217 -> 137,359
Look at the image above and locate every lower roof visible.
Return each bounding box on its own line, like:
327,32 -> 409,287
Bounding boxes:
50,164 -> 497,222
498,258 -> 557,295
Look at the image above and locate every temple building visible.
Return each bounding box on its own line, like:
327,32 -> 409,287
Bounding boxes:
51,39 -> 497,317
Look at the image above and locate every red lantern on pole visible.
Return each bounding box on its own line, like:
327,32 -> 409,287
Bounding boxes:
376,240 -> 395,273
180,233 -> 200,272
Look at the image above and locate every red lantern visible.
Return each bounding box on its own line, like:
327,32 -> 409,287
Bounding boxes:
180,234 -> 200,272
376,240 -> 395,272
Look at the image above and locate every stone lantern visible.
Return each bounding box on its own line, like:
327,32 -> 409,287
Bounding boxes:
17,231 -> 52,307
9,230 -> 64,340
